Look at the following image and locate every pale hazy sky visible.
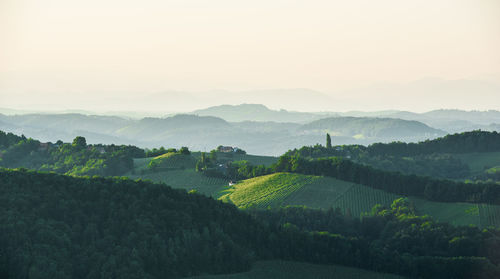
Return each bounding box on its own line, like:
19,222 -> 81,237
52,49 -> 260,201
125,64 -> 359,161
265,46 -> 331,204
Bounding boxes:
1,0 -> 499,112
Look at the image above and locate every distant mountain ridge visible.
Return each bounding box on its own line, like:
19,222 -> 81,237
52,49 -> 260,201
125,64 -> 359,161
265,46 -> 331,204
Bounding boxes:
0,111 -> 448,155
193,104 -> 326,123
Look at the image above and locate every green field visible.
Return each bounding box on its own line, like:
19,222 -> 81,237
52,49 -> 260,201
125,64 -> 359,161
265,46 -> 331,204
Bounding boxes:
187,260 -> 405,279
127,156 -> 228,197
454,151 -> 500,175
221,173 -> 500,227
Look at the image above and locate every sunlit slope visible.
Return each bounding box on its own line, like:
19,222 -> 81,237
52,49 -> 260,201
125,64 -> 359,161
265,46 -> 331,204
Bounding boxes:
149,152 -> 198,169
221,173 -> 500,227
187,260 -> 406,279
127,157 -> 228,197
127,152 -> 276,197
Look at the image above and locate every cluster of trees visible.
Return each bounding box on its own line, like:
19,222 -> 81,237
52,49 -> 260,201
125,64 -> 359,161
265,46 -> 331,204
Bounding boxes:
1,169 -> 498,279
251,199 -> 500,279
195,151 -> 218,172
0,132 -> 145,176
0,131 -> 24,149
357,153 -> 471,179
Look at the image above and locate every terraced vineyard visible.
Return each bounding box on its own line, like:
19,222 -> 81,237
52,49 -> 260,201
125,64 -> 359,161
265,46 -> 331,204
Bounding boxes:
220,173 -> 399,215
187,260 -> 406,279
221,172 -> 500,227
219,173 -> 319,209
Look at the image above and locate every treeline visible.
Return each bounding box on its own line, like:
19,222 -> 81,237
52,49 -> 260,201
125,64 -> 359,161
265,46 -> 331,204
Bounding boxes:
365,130 -> 500,157
0,132 -> 144,176
273,155 -> 500,204
1,169 -> 498,279
353,153 -> 471,179
0,131 -> 24,149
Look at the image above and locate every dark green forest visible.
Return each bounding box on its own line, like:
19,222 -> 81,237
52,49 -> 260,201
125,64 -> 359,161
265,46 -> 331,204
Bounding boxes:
1,169 -> 499,279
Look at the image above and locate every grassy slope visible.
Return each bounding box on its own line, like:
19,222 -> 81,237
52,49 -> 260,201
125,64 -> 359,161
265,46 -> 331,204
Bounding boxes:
127,157 -> 228,197
221,173 -> 500,227
131,169 -> 228,197
149,152 -> 198,169
187,260 -> 406,279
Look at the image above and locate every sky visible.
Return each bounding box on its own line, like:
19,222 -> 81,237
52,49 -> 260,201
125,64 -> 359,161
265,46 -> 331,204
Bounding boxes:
1,0 -> 499,112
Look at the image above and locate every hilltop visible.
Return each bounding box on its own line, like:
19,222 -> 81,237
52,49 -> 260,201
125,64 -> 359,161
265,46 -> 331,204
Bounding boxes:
192,104 -> 325,123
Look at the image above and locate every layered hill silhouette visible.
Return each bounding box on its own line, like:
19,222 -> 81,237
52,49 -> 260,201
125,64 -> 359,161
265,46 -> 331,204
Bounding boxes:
0,109 -> 448,155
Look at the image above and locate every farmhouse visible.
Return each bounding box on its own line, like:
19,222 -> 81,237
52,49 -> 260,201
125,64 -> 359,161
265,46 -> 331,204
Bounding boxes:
218,146 -> 234,153
97,147 -> 106,154
38,142 -> 50,152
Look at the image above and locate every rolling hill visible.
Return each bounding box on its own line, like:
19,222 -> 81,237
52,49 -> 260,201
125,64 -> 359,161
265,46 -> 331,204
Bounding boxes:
192,104 -> 326,123
300,117 -> 445,139
220,173 -> 500,227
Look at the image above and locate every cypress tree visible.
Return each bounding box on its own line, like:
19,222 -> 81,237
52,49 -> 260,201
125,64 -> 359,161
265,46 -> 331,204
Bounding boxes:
326,133 -> 332,149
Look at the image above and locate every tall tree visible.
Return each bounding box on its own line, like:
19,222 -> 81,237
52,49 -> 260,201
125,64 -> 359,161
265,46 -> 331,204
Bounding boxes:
326,133 -> 332,149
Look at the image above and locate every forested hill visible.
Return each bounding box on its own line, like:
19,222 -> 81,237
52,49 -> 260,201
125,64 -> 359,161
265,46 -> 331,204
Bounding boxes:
0,168 -> 266,278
